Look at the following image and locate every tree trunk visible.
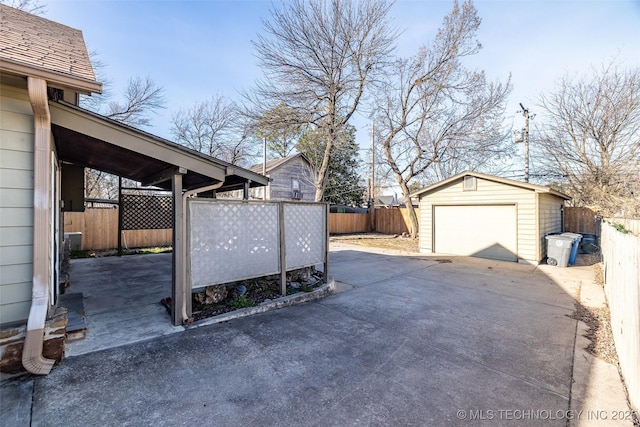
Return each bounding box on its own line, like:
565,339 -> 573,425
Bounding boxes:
398,180 -> 419,238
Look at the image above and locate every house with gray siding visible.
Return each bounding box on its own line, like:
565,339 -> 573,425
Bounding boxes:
219,153 -> 316,202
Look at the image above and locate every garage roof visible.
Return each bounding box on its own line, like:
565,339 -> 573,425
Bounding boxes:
410,171 -> 571,200
49,100 -> 269,192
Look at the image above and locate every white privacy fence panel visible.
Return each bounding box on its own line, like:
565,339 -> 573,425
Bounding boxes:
188,199 -> 327,290
601,221 -> 640,412
189,200 -> 280,288
284,203 -> 327,270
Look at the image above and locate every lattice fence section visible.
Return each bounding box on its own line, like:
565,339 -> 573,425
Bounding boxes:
121,194 -> 173,230
188,200 -> 280,289
284,203 -> 326,270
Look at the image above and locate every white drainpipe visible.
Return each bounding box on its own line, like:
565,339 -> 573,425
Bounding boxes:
23,77 -> 55,374
180,182 -> 224,322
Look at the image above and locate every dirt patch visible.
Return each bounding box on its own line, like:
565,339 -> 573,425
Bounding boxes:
331,233 -> 419,253
569,302 -> 618,365
70,247 -> 172,258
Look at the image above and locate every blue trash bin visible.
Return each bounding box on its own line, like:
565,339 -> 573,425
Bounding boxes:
561,233 -> 582,265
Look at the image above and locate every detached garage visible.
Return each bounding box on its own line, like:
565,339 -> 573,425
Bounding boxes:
412,171 -> 570,263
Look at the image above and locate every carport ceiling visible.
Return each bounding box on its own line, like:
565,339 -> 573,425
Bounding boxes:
49,101 -> 268,192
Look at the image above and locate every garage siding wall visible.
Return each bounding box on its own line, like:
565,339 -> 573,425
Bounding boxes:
538,193 -> 564,260
418,177 -> 538,262
0,80 -> 34,325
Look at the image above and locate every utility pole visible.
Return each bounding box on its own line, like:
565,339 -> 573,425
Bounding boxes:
370,122 -> 376,231
518,103 -> 535,182
371,122 -> 375,202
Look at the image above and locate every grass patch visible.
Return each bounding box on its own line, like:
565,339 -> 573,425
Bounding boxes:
229,296 -> 255,309
137,247 -> 173,255
70,250 -> 92,259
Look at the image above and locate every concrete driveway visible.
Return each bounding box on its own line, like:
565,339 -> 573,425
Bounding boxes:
2,243 -> 628,426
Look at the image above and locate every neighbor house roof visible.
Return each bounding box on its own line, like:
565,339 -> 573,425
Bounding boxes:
249,152 -> 313,175
0,4 -> 101,93
410,171 -> 571,200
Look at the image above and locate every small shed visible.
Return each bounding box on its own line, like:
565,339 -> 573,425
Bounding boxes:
411,171 -> 570,263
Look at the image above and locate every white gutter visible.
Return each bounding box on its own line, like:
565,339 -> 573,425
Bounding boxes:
180,182 -> 224,322
23,77 -> 55,375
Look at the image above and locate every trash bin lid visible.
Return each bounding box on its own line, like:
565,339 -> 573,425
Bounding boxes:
561,232 -> 582,241
546,235 -> 574,247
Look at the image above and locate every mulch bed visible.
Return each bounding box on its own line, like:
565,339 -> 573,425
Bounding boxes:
161,268 -> 325,323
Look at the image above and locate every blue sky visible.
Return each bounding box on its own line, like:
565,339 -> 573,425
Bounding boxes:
44,0 -> 640,180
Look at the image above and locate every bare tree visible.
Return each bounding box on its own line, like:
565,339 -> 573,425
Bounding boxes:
171,95 -> 254,165
535,60 -> 640,217
255,102 -> 304,159
0,0 -> 46,14
251,0 -> 396,201
78,53 -> 166,198
104,76 -> 165,128
374,0 -> 511,237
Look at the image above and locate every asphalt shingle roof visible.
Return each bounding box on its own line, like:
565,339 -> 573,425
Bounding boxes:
0,4 -> 96,82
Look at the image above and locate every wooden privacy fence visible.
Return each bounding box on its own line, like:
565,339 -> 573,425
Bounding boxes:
329,208 -> 419,235
329,213 -> 370,234
564,206 -> 599,234
374,208 -> 417,235
64,208 -> 172,250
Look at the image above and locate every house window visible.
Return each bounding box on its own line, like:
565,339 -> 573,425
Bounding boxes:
291,178 -> 301,199
463,176 -> 477,191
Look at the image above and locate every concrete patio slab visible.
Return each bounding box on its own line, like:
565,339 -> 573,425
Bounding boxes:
2,242 -> 633,426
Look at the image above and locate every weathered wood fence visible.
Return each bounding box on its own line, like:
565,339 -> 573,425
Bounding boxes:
564,206 -> 599,234
600,219 -> 640,411
63,209 -> 172,250
374,208 -> 417,235
67,207 -> 420,249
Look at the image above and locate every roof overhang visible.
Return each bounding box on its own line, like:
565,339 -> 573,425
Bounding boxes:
0,59 -> 102,94
49,101 -> 269,192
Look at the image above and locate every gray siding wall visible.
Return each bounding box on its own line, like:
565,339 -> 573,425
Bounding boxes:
268,157 -> 315,202
418,177 -> 539,262
538,193 -> 564,260
0,81 -> 34,325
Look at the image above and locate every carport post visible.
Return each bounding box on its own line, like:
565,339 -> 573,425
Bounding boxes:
279,203 -> 287,296
172,173 -> 184,326
243,180 -> 251,200
324,203 -> 329,283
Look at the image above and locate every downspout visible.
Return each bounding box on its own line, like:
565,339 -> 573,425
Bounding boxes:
180,182 -> 224,323
23,77 -> 55,375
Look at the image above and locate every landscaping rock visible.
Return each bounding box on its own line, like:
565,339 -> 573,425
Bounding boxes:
195,284 -> 228,305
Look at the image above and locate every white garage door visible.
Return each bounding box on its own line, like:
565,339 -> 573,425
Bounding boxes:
434,205 -> 517,262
